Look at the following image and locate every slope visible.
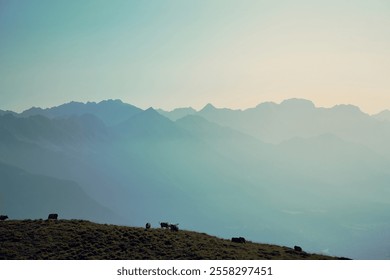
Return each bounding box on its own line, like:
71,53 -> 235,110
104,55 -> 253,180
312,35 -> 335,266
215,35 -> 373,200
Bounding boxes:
0,220 -> 347,260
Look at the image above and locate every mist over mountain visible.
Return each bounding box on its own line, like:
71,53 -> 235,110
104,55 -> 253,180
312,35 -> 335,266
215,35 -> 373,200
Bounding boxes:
1,99 -> 390,259
0,162 -> 121,223
160,98 -> 390,158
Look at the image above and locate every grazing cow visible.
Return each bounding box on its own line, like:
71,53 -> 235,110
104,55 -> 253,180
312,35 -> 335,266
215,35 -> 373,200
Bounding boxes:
294,246 -> 303,252
145,222 -> 151,229
47,213 -> 58,220
0,215 -> 8,221
170,224 -> 179,232
160,222 -> 170,229
231,237 -> 246,243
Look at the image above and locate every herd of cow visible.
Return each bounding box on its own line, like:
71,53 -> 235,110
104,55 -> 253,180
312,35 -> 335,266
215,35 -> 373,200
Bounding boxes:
0,213 -> 58,221
145,222 -> 179,232
1,214 -> 304,251
151,222 -> 248,244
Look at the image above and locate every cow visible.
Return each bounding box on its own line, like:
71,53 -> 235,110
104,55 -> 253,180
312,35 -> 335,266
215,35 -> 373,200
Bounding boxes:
170,224 -> 179,232
231,237 -> 246,243
47,213 -> 58,220
160,222 -> 170,229
145,222 -> 151,229
0,215 -> 8,221
294,245 -> 303,252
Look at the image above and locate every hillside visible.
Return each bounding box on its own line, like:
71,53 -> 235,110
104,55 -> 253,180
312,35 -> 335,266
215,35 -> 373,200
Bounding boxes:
0,220 -> 347,260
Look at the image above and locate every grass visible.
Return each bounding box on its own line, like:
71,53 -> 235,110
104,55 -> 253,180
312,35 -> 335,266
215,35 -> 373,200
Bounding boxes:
0,219 -> 348,260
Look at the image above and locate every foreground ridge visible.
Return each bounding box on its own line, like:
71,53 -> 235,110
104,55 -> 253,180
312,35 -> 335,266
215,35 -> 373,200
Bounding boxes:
0,220 -> 349,260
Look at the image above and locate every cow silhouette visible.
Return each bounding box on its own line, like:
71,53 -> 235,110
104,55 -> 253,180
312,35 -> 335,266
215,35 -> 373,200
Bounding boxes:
231,237 -> 246,243
160,222 -> 169,229
47,213 -> 58,220
294,246 -> 303,252
169,224 -> 179,232
0,215 -> 8,221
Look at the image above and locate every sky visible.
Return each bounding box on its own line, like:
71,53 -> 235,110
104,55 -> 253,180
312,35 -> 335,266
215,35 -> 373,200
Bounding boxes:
1,0 -> 390,114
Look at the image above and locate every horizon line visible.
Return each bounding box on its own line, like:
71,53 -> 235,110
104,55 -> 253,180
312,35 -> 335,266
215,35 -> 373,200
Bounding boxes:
2,97 -> 389,116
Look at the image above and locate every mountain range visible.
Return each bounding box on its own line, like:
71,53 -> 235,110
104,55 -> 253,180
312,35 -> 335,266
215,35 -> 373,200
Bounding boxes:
1,99 -> 390,259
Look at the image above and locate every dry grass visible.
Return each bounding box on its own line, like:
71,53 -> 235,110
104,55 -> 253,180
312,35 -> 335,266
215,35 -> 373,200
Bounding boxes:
0,219 -> 348,260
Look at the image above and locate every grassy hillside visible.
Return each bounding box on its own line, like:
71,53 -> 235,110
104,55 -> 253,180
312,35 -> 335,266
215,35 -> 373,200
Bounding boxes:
0,220 -> 348,260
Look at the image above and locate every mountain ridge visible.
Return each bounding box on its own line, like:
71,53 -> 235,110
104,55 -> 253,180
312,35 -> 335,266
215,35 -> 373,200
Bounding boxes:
19,99 -> 143,126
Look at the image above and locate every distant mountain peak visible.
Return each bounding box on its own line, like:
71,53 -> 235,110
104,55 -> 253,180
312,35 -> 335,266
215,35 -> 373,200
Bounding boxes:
331,104 -> 363,115
21,106 -> 45,115
200,103 -> 217,112
144,107 -> 158,114
280,98 -> 315,109
255,101 -> 278,109
65,101 -> 85,107
130,107 -> 166,122
98,99 -> 124,105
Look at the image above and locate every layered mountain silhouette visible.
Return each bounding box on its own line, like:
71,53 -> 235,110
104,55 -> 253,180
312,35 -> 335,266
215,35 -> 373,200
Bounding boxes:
1,99 -> 390,259
160,98 -> 390,157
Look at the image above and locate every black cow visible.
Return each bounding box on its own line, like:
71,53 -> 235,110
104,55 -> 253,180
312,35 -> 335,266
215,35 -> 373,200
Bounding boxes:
0,215 -> 8,221
47,213 -> 58,220
170,224 -> 179,232
294,246 -> 303,252
231,237 -> 246,243
145,222 -> 151,229
160,222 -> 170,229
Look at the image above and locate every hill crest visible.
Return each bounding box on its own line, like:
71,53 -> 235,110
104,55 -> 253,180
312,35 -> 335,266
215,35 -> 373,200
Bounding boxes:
0,219 -> 348,260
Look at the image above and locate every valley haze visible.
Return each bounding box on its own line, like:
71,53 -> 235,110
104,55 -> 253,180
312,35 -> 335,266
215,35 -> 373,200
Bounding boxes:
1,98 -> 390,260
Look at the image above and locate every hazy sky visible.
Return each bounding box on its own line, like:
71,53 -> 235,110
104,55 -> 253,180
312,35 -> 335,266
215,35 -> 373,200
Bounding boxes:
1,0 -> 389,113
